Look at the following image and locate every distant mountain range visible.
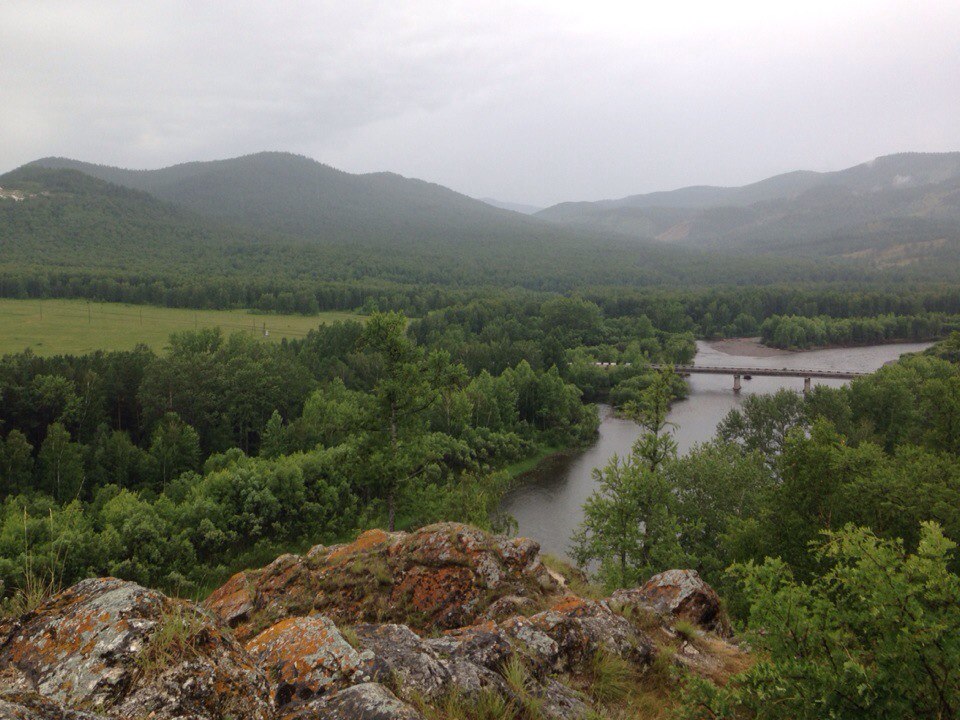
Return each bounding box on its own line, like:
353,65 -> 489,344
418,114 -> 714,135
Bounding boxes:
536,152 -> 960,261
3,153 -> 736,290
3,150 -> 960,287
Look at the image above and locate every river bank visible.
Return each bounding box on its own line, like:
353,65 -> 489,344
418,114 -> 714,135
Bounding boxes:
501,339 -> 934,557
710,334 -> 942,355
706,337 -> 789,357
504,444 -> 568,480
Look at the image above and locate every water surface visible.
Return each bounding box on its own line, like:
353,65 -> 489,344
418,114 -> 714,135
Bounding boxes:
501,340 -> 932,556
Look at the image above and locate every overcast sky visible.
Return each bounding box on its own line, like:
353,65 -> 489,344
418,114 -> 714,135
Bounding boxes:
2,1 -> 959,206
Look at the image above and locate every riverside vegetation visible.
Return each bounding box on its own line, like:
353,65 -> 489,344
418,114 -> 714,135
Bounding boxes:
2,152 -> 960,717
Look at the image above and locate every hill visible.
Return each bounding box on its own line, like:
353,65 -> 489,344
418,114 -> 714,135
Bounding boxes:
537,152 -> 960,262
29,152 -> 561,248
1,157 -> 854,295
0,165 -> 268,271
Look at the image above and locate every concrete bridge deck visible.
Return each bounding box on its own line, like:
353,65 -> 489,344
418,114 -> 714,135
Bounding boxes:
592,362 -> 868,393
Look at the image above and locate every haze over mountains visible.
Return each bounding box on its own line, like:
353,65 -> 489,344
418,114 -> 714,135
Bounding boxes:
2,150 -> 960,286
536,152 -> 960,259
2,153 -> 729,291
26,153 -> 558,248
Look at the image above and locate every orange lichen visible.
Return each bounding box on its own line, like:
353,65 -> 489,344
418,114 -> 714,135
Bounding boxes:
392,565 -> 475,622
326,529 -> 391,564
550,595 -> 588,614
205,572 -> 254,622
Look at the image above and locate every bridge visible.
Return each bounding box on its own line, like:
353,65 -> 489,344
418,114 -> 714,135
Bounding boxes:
655,364 -> 867,393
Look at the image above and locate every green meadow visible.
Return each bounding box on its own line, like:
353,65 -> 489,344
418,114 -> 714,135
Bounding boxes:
0,298 -> 358,356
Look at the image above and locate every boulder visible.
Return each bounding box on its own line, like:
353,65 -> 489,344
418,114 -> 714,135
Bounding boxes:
424,623 -> 513,673
245,615 -> 374,706
612,569 -> 730,636
538,677 -> 592,720
0,577 -> 271,720
206,523 -> 559,641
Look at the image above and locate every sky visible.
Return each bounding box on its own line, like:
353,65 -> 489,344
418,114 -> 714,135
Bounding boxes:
2,1 -> 959,207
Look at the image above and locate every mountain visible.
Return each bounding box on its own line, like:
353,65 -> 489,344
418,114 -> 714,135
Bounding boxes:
479,197 -> 543,214
0,165 -> 266,271
536,152 -> 960,260
28,152 -> 559,249
3,156 -> 757,291
7,151 -> 936,290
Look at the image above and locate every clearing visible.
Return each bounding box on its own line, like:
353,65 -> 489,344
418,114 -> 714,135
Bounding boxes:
0,298 -> 358,356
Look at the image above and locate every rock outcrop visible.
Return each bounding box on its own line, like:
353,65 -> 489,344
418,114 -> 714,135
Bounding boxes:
612,568 -> 731,636
0,523 -> 744,719
0,577 -> 271,720
206,523 -> 558,641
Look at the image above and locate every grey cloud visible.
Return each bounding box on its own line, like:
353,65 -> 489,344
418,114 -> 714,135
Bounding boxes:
1,0 -> 959,205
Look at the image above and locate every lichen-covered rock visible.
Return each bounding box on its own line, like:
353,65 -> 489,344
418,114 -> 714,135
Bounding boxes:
352,624 -> 451,699
0,529 -> 739,720
0,692 -> 109,719
612,569 -> 730,635
206,523 -> 559,640
0,578 -> 271,720
482,594 -> 540,621
353,622 -> 509,700
501,595 -> 654,672
425,623 -> 513,673
553,595 -> 655,664
207,552 -> 315,631
538,677 -> 592,720
246,615 -> 374,706
283,682 -> 424,720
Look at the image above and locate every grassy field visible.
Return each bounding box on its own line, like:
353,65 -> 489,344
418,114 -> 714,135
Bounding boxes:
0,298 -> 359,356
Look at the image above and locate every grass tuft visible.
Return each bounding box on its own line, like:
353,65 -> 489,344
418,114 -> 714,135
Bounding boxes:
137,601 -> 209,676
541,554 -> 605,600
339,625 -> 361,650
588,648 -> 636,704
1,565 -> 60,618
501,655 -> 544,720
672,620 -> 699,645
1,510 -> 66,618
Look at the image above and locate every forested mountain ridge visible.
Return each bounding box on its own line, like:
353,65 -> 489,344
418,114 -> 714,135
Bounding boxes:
536,151 -> 960,260
0,165 -> 274,267
1,158 -> 872,298
28,152 -> 566,246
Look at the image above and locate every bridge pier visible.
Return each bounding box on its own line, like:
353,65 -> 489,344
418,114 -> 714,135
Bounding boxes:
733,374 -> 742,393
803,377 -> 812,395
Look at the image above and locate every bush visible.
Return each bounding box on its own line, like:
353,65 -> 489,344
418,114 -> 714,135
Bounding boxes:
679,522 -> 960,720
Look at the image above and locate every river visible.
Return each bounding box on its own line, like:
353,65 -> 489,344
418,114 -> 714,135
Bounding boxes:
500,339 -> 932,557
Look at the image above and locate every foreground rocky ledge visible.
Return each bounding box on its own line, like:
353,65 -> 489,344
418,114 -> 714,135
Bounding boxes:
0,522 -> 746,719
